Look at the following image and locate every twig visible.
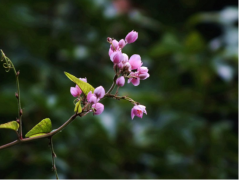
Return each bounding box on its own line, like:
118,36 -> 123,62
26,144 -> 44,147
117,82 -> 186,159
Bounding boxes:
106,74 -> 118,95
49,137 -> 58,179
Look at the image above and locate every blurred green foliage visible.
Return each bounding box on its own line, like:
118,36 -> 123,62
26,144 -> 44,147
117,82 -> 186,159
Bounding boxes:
0,0 -> 237,178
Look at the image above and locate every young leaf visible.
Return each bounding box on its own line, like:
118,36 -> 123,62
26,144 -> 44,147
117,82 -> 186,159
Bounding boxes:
64,71 -> 95,95
25,118 -> 52,138
0,121 -> 19,131
74,100 -> 82,113
27,133 -> 47,138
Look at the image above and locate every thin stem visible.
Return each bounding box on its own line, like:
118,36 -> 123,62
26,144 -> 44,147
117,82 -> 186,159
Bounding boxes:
1,50 -> 23,138
10,61 -> 22,138
106,74 -> 118,95
104,94 -> 139,105
49,137 -> 58,179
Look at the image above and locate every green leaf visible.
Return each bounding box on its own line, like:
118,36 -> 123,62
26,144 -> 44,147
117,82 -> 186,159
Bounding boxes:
64,71 -> 95,96
74,100 -> 82,113
0,121 -> 19,131
28,133 -> 47,138
25,118 -> 52,138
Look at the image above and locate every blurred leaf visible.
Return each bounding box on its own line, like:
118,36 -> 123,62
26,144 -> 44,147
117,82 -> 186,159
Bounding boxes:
0,121 -> 19,131
25,118 -> 52,138
74,100 -> 82,113
64,71 -> 95,95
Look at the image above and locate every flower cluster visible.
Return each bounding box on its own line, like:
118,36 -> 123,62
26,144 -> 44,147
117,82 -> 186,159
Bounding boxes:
108,30 -> 150,87
71,81 -> 105,115
70,30 -> 148,119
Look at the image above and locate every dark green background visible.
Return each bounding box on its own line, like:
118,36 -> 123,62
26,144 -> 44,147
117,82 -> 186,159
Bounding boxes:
0,0 -> 238,178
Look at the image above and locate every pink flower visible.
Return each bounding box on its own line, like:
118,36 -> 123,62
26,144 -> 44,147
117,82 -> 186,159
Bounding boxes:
131,105 -> 147,119
110,51 -> 124,64
110,40 -> 119,51
116,76 -> 125,87
94,86 -> 105,99
87,91 -> 97,104
125,30 -> 138,44
119,39 -> 126,48
70,85 -> 82,97
70,78 -> 87,97
129,54 -> 143,70
92,103 -> 104,115
138,66 -> 150,80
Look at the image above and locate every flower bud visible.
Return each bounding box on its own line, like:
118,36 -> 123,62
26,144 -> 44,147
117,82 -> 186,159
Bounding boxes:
110,40 -> 119,51
116,76 -> 125,87
92,103 -> 104,115
119,39 -> 126,48
88,95 -> 97,104
111,52 -> 123,64
125,30 -> 138,44
94,86 -> 105,99
107,37 -> 112,43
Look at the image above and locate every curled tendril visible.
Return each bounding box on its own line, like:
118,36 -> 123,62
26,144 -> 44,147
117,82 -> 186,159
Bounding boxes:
0,49 -> 13,72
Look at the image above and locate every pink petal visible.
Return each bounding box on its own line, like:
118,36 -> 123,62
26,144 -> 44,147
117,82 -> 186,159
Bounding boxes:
70,87 -> 79,97
129,54 -> 143,70
131,78 -> 140,86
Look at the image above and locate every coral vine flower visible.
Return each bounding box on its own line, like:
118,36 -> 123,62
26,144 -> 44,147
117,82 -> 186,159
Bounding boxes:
131,105 -> 147,119
94,86 -> 105,99
116,76 -> 125,87
125,30 -> 138,44
70,78 -> 87,97
129,54 -> 143,70
92,103 -> 104,115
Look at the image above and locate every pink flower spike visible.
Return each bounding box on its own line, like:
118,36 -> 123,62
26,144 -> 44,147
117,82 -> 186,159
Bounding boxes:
129,54 -> 143,70
128,77 -> 140,86
119,39 -> 126,48
92,103 -> 104,115
125,30 -> 138,44
116,76 -> 125,87
131,105 -> 146,119
110,40 -> 119,51
94,86 -> 105,99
